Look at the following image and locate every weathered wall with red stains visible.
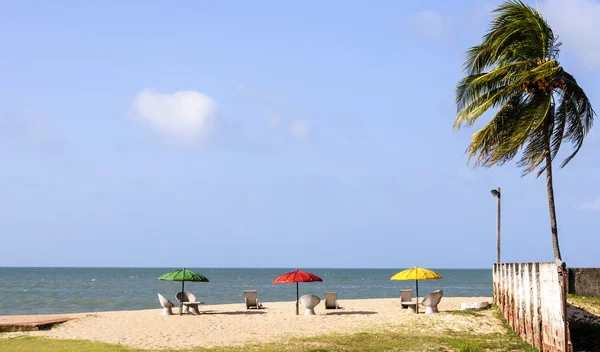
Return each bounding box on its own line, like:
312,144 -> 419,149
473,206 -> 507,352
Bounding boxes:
493,263 -> 571,352
568,268 -> 600,298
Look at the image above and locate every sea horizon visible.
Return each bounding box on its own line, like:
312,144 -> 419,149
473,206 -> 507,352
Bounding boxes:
0,266 -> 494,269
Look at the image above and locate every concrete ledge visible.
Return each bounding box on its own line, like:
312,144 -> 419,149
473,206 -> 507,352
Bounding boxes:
0,318 -> 74,332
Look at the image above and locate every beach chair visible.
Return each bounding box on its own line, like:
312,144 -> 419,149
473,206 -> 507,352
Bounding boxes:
157,293 -> 175,316
421,290 -> 443,314
324,292 -> 339,309
244,290 -> 263,309
299,294 -> 321,315
400,289 -> 413,309
176,291 -> 203,314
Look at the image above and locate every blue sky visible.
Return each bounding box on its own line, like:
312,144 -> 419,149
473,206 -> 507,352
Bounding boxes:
1,0 -> 599,268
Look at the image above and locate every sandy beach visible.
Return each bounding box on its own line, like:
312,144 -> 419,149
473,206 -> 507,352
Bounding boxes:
0,297 -> 499,350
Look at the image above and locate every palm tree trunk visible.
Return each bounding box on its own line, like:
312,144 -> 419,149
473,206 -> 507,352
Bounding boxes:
543,121 -> 562,261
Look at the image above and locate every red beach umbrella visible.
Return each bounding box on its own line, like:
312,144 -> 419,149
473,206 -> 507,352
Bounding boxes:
273,269 -> 323,315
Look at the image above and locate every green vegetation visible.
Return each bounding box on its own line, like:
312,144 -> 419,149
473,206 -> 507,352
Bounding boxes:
445,310 -> 484,317
0,331 -> 536,352
454,0 -> 596,261
446,305 -> 492,317
0,336 -> 133,352
456,347 -> 483,352
568,294 -> 600,315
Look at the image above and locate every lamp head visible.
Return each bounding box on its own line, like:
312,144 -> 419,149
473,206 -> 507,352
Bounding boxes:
490,189 -> 500,198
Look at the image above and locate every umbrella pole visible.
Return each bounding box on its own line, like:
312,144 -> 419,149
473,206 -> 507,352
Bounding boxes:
296,282 -> 299,315
415,279 -> 419,314
180,280 -> 185,316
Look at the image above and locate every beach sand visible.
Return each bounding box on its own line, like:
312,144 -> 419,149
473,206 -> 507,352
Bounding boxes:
0,297 -> 498,350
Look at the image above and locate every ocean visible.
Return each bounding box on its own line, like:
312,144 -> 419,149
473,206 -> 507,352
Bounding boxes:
0,268 -> 492,315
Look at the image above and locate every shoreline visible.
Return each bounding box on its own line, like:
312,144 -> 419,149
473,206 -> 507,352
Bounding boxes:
1,297 -> 497,350
0,294 -> 488,318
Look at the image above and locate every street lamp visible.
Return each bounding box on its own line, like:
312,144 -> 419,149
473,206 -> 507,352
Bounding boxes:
490,187 -> 501,264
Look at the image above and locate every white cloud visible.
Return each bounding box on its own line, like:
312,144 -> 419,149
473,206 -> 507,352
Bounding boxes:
130,89 -> 218,143
290,120 -> 310,140
458,165 -> 478,181
541,0 -> 600,69
408,11 -> 447,40
580,198 -> 600,212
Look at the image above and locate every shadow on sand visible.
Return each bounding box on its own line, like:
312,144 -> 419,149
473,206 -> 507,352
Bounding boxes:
325,311 -> 377,316
568,303 -> 600,352
199,310 -> 267,316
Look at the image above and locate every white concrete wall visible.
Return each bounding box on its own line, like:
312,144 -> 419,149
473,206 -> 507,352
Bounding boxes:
493,263 -> 570,352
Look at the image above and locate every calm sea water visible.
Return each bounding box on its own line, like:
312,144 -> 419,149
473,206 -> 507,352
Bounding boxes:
0,268 -> 491,315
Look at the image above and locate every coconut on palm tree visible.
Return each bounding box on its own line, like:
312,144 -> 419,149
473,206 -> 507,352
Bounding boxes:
454,0 -> 595,261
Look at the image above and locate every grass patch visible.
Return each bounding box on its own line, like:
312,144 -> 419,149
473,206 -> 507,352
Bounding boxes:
567,294 -> 600,315
445,310 -> 483,317
0,333 -> 536,352
456,347 -> 483,352
0,336 -> 134,352
0,330 -> 536,352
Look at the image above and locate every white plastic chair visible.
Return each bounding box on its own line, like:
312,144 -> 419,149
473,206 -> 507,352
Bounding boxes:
176,291 -> 197,314
157,293 -> 175,316
299,294 -> 321,315
421,290 -> 443,314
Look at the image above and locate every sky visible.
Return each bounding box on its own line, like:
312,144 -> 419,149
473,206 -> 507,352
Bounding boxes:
0,0 -> 599,269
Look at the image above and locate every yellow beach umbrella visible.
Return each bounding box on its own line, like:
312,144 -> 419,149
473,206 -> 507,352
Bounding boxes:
391,266 -> 442,313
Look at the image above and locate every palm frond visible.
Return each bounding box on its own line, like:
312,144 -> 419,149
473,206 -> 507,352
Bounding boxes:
455,82 -> 522,129
455,61 -> 538,128
466,93 -> 549,168
456,60 -> 559,129
554,71 -> 595,167
464,0 -> 558,76
518,99 -> 554,177
561,71 -> 595,133
466,95 -> 525,167
550,99 -> 566,160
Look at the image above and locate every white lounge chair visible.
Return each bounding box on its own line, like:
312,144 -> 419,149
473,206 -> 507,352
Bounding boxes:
157,293 -> 175,316
299,294 -> 321,315
244,290 -> 263,309
421,290 -> 443,314
400,289 -> 413,309
324,292 -> 339,309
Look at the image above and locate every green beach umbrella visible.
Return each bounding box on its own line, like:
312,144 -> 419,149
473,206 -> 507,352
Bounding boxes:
158,268 -> 209,315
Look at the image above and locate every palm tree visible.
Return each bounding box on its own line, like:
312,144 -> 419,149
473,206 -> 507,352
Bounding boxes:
454,0 -> 595,261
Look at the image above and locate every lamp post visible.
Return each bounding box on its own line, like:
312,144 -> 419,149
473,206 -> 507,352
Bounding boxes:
490,187 -> 501,264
